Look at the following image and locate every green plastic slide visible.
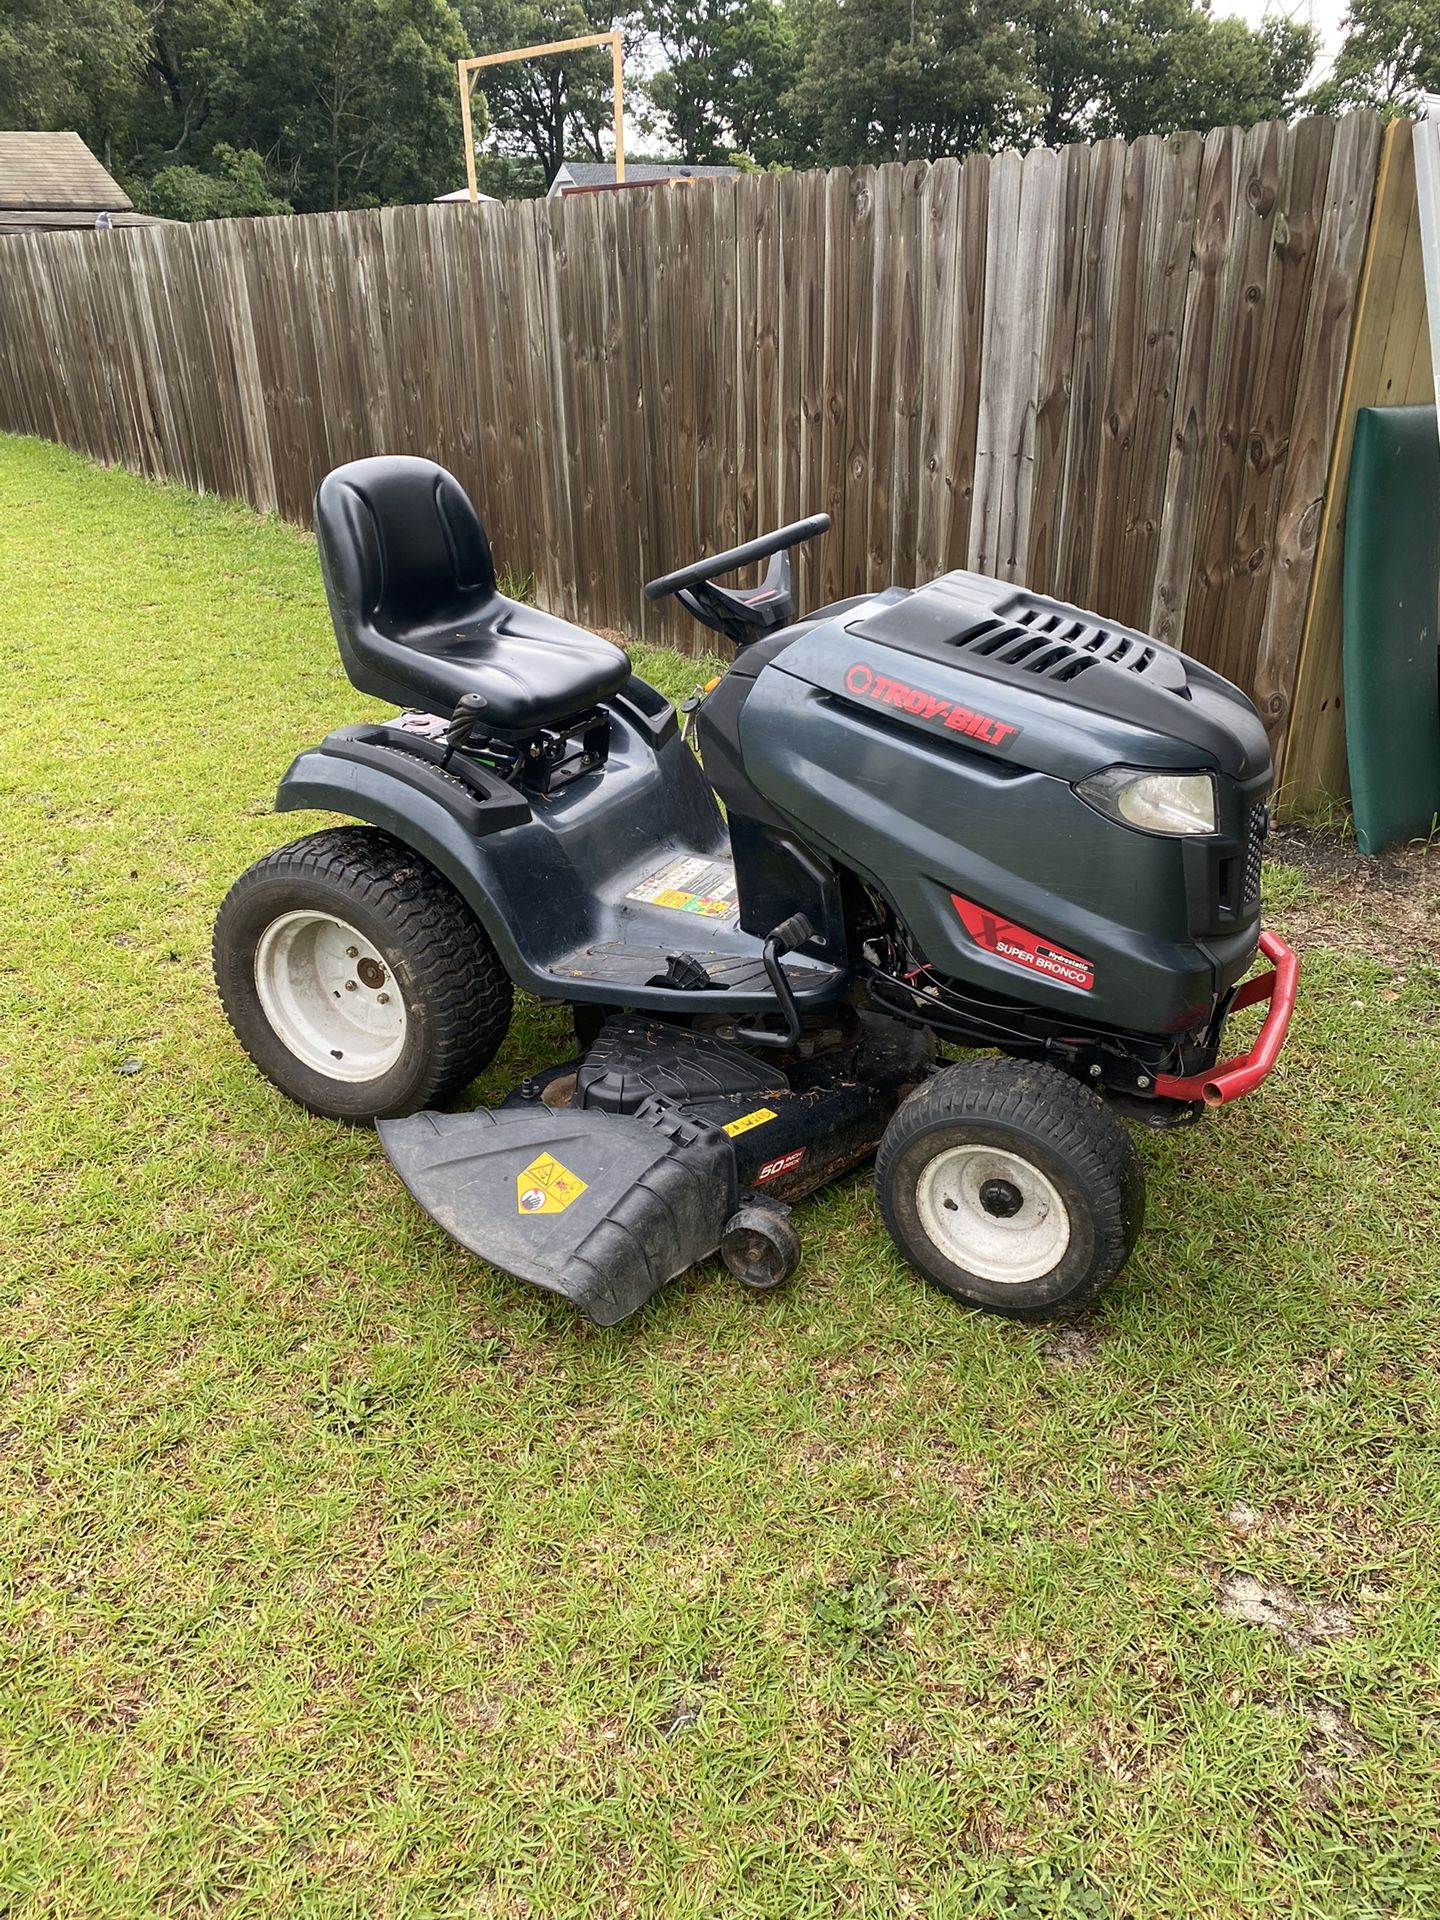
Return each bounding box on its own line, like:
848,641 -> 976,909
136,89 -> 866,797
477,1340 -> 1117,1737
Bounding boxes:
1342,404 -> 1440,854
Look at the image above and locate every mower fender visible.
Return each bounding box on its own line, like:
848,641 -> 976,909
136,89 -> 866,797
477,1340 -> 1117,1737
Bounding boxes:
274,743 -> 527,974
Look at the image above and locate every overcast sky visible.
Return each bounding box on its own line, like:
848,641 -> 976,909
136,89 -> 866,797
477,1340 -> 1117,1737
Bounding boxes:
1216,0 -> 1350,76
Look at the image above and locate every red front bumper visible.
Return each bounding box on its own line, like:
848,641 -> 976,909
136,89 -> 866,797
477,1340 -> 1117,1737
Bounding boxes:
1152,930 -> 1299,1108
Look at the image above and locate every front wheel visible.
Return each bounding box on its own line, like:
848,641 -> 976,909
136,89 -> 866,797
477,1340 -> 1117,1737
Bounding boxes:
875,1058 -> 1144,1318
213,826 -> 513,1121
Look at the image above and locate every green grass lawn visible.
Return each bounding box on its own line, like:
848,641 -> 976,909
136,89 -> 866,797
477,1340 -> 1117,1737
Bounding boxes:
3,434 -> 1440,1920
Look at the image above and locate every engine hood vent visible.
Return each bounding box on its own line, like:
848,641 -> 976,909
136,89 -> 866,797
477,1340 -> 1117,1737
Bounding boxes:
847,573 -> 1194,701
950,603 -> 1191,697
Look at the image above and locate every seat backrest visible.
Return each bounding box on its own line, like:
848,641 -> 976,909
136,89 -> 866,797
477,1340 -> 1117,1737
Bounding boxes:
314,456 -> 497,642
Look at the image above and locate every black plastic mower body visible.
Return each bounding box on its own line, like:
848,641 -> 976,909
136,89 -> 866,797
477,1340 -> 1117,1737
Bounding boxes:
698,571 -> 1272,1039
279,568 -> 1271,1063
218,456 -> 1297,1327
276,678 -> 848,1018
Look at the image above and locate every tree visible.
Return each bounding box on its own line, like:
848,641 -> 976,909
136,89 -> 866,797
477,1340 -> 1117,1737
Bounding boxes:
130,0 -> 258,166
0,0 -> 150,170
636,0 -> 802,165
140,142 -> 293,216
1028,0 -> 1315,146
1,0 -> 1329,217
784,0 -> 1034,165
245,0 -> 473,210
1311,0 -> 1440,114
458,0 -> 623,180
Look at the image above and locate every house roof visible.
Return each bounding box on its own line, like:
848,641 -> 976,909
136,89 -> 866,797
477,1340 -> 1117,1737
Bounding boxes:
552,161 -> 738,193
0,210 -> 159,236
0,132 -> 133,213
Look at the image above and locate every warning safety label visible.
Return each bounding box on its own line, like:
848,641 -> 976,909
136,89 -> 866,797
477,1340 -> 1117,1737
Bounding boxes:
516,1151 -> 589,1215
625,855 -> 739,920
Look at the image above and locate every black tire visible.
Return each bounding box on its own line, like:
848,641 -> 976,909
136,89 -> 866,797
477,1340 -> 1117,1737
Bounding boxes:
213,826 -> 513,1121
874,1057 -> 1144,1318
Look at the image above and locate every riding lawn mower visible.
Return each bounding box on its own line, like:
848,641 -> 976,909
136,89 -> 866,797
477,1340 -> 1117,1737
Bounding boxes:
213,456 -> 1297,1324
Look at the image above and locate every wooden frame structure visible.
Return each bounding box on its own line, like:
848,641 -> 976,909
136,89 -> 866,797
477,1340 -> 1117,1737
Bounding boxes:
458,31 -> 624,207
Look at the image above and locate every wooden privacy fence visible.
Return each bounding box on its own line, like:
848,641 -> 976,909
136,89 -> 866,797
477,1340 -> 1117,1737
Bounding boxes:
0,112 -> 1383,782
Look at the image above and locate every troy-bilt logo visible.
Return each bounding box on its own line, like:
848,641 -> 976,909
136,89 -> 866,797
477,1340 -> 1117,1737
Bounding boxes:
951,894 -> 1095,992
844,662 -> 1022,751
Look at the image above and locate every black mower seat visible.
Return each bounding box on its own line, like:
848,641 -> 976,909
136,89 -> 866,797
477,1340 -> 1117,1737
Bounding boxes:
314,456 -> 630,736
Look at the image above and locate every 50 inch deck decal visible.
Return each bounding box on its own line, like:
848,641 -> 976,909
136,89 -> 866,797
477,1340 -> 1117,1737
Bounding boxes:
844,662 -> 1022,751
951,895 -> 1095,992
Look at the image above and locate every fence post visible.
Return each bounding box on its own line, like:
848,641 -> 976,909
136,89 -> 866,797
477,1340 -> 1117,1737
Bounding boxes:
1283,120 -> 1432,814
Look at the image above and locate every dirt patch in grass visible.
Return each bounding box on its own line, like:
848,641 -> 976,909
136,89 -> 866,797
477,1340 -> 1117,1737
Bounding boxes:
1217,1572 -> 1355,1650
1269,822 -> 1440,967
1042,1322 -> 1102,1369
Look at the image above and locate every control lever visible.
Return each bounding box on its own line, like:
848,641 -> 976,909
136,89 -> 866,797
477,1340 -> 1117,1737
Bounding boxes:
734,912 -> 816,1050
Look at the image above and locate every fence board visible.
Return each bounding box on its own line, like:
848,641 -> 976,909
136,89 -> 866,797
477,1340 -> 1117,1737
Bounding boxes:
0,119 -> 1381,740
866,162 -> 903,589
971,147 -> 1026,576
841,168 -> 877,596
794,171 -> 829,610
1091,134 -> 1203,631
889,161 -> 928,585
913,158 -> 961,583
817,167 -> 851,608
1056,137 -> 1125,604
1255,112 -> 1381,762
1025,141 -> 1090,591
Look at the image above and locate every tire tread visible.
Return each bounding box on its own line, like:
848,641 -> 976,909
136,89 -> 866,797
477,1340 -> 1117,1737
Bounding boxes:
213,826 -> 511,1117
874,1056 -> 1143,1316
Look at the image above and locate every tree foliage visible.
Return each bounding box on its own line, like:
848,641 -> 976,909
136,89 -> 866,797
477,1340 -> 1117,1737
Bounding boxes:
633,0 -> 1320,169
0,0 -> 1405,220
140,143 -> 294,218
0,0 -> 150,170
636,0 -> 803,165
1311,0 -> 1440,115
785,0 -> 1034,164
1028,0 -> 1316,145
246,0 -> 470,209
1,0 -> 475,212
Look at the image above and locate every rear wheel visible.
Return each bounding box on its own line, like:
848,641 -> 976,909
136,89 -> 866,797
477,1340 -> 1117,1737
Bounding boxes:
875,1057 -> 1144,1317
214,826 -> 512,1121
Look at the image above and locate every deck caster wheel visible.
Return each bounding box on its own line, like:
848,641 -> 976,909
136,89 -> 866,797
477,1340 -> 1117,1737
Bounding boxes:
875,1058 -> 1144,1318
721,1203 -> 801,1291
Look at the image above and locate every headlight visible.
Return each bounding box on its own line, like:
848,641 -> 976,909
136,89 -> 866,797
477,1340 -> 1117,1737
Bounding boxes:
1076,767 -> 1217,836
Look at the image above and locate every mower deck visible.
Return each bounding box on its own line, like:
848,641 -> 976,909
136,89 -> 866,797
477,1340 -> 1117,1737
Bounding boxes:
379,1012 -> 934,1324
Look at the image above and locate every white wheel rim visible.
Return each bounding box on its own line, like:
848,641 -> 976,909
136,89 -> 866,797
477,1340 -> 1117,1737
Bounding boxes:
253,911 -> 407,1083
915,1142 -> 1071,1284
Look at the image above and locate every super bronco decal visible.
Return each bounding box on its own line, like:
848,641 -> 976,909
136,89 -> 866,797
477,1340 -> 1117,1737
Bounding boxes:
950,895 -> 1095,993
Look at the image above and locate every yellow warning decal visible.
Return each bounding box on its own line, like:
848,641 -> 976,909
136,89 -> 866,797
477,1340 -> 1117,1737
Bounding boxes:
723,1107 -> 777,1138
516,1151 -> 589,1216
625,856 -> 739,920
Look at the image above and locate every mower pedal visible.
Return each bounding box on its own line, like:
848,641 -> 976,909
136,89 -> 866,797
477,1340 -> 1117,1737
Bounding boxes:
378,1104 -> 738,1326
